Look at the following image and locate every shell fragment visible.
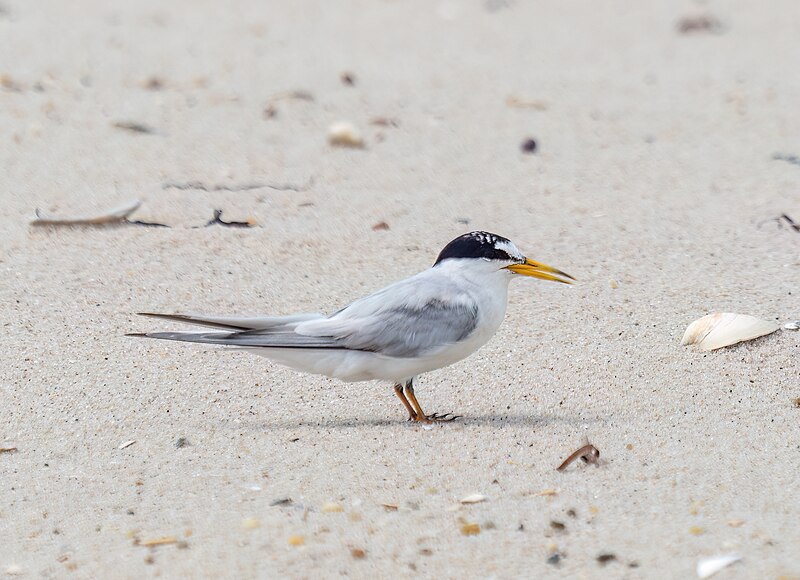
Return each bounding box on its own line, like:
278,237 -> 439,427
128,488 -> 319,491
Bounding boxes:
681,313 -> 779,351
696,553 -> 741,578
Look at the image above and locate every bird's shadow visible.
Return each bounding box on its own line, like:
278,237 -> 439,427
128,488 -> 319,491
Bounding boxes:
243,412 -> 603,431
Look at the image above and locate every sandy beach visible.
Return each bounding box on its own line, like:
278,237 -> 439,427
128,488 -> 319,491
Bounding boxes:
1,1 -> 799,577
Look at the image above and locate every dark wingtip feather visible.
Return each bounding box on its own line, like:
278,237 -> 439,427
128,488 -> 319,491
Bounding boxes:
137,312 -> 176,319
134,312 -> 252,330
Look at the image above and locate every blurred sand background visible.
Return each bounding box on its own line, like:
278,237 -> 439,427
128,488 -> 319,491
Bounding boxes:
1,0 -> 799,577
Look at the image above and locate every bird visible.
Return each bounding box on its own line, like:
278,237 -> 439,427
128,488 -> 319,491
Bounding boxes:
130,231 -> 574,423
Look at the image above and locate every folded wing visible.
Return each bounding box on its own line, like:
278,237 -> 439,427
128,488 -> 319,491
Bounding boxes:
132,271 -> 480,358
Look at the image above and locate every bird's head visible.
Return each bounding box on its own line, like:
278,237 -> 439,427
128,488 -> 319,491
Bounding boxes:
433,231 -> 574,284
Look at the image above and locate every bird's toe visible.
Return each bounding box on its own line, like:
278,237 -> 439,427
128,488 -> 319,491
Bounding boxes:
425,413 -> 461,422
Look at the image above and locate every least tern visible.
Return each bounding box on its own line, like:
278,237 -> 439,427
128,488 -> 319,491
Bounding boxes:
131,231 -> 573,423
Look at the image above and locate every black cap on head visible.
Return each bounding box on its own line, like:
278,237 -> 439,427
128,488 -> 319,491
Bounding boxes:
433,231 -> 523,266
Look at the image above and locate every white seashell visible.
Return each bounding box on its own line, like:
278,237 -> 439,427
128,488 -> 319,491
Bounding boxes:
784,320 -> 800,331
460,493 -> 487,504
681,313 -> 779,351
696,553 -> 741,578
328,121 -> 364,148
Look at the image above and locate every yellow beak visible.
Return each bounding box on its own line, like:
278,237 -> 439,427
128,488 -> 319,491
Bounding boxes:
505,258 -> 575,284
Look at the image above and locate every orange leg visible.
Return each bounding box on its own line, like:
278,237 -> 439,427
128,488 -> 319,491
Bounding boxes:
403,381 -> 460,423
394,384 -> 417,420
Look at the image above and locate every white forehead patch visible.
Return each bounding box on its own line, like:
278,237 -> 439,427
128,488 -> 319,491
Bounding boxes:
494,239 -> 524,261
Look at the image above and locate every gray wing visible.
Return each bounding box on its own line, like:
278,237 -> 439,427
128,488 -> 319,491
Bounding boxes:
290,269 -> 482,357
335,299 -> 479,357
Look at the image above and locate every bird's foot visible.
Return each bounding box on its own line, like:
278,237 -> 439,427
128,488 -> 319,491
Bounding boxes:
408,412 -> 461,423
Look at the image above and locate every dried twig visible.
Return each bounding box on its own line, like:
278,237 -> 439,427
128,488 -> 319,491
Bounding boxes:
556,443 -> 600,471
203,210 -> 254,228
112,121 -> 155,134
780,214 -> 800,232
757,213 -> 800,233
31,200 -> 169,228
268,90 -> 314,103
0,447 -> 18,454
138,536 -> 178,547
369,117 -> 399,127
772,152 -> 800,167
676,15 -> 723,34
506,96 -> 548,110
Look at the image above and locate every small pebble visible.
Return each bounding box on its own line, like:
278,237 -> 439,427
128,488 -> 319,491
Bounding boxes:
676,14 -> 723,34
460,523 -> 480,536
242,518 -> 260,530
288,535 -> 305,547
550,520 -> 566,532
175,437 -> 188,448
546,553 -> 561,566
143,77 -> 164,90
784,320 -> 800,330
520,138 -> 537,153
350,548 -> 366,559
597,553 -> 617,565
322,502 -> 344,513
328,121 -> 364,148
